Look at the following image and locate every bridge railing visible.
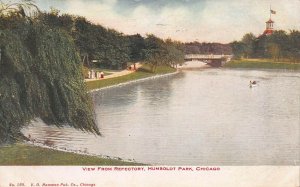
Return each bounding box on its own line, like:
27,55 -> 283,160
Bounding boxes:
184,54 -> 232,60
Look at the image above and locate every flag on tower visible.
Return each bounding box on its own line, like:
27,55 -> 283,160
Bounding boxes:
270,9 -> 276,14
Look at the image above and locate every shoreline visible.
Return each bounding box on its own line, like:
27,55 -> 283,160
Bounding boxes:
85,65 -> 178,91
87,61 -> 214,93
26,141 -> 143,165
0,143 -> 144,165
30,70 -> 180,165
89,70 -> 179,93
0,66 -> 179,166
225,59 -> 300,70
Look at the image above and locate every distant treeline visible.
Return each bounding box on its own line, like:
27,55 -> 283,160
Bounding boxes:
31,8 -> 185,70
184,42 -> 232,55
231,31 -> 300,62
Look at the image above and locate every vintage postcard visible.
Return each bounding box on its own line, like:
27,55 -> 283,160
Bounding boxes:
0,0 -> 299,186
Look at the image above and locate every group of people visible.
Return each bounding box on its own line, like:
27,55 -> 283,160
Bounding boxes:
128,63 -> 136,71
88,70 -> 104,79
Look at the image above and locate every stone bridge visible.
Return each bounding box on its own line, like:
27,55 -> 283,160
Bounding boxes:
184,54 -> 232,67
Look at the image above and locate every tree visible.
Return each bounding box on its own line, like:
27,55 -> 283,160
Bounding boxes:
164,38 -> 185,67
127,34 -> 146,62
267,43 -> 280,60
143,35 -> 184,71
0,21 -> 100,144
231,41 -> 246,59
266,30 -> 289,60
241,33 -> 256,58
0,0 -> 39,30
289,30 -> 300,63
0,0 -> 39,17
252,35 -> 266,58
73,17 -> 98,64
143,34 -> 166,72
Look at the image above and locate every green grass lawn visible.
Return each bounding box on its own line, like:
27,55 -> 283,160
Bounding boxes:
225,59 -> 300,70
0,144 -> 143,165
86,65 -> 177,91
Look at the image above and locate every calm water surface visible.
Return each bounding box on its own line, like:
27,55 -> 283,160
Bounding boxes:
23,68 -> 300,165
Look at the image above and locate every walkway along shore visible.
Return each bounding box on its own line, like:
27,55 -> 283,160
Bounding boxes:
87,61 -> 215,92
85,63 -> 143,82
85,64 -> 179,92
88,70 -> 179,93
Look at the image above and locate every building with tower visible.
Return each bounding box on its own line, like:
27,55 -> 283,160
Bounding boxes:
263,19 -> 274,35
262,6 -> 276,35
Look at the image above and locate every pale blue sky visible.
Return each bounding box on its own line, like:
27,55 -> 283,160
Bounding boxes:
33,0 -> 300,43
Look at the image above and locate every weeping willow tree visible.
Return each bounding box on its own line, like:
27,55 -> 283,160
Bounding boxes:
0,22 -> 100,144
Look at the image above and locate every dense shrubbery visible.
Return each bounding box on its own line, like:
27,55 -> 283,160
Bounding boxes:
231,31 -> 300,62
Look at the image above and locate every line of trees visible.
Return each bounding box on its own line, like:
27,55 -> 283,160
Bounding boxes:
231,31 -> 300,62
32,8 -> 185,70
1,1 -> 185,71
185,42 -> 232,55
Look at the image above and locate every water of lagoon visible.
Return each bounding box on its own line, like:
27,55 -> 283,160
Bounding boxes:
23,68 -> 300,165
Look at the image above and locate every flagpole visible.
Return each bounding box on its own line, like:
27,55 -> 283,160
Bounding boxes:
270,4 -> 272,19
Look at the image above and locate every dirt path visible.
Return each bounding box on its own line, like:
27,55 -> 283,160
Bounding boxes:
85,63 -> 142,82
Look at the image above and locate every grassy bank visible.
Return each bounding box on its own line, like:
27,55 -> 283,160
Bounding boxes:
86,65 -> 177,91
225,59 -> 300,70
0,144 -> 142,165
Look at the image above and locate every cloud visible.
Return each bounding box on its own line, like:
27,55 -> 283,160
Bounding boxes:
36,0 -> 300,43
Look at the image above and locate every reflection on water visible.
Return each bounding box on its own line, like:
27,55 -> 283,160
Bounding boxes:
23,69 -> 300,165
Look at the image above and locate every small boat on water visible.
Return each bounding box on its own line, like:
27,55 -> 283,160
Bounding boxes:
249,80 -> 258,88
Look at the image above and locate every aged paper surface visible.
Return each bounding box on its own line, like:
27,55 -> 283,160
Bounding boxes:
0,0 -> 299,186
0,166 -> 299,187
